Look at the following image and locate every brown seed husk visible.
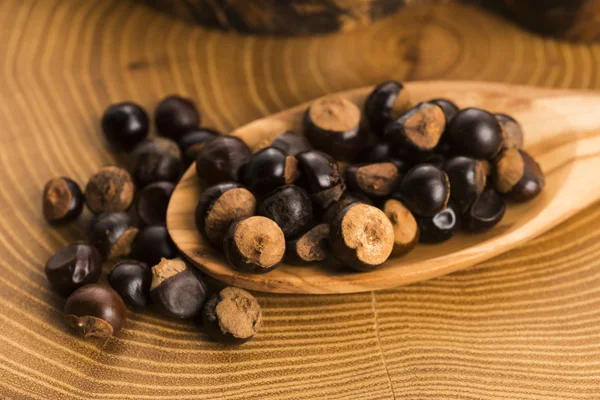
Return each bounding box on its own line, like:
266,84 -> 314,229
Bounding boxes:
85,166 -> 135,213
355,163 -> 399,196
311,183 -> 346,209
497,115 -> 524,150
151,258 -> 186,290
65,314 -> 114,338
284,156 -> 299,184
43,178 -> 71,220
474,161 -> 487,194
107,227 -> 139,260
214,287 -> 263,340
204,188 -> 257,245
401,103 -> 446,150
389,88 -> 412,120
295,224 -> 330,262
495,149 -> 525,193
479,160 -> 492,177
383,199 -> 419,257
308,95 -> 361,133
233,217 -> 285,270
339,204 -> 394,267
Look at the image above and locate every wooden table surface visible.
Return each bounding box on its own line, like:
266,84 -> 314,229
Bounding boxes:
2,1 -> 600,399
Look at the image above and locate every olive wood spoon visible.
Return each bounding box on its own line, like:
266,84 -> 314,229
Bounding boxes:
167,81 -> 600,294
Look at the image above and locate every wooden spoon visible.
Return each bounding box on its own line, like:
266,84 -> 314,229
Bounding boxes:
167,81 -> 600,294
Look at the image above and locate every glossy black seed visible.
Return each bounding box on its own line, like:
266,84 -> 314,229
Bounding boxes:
42,177 -> 84,225
45,243 -> 102,296
296,150 -> 345,209
395,164 -> 450,217
364,81 -> 411,136
108,260 -> 151,308
417,202 -> 460,244
101,102 -> 149,151
447,108 -> 504,160
195,136 -> 252,185
258,185 -> 313,239
150,258 -> 208,319
271,131 -> 312,156
136,181 -> 175,226
131,225 -> 178,266
242,147 -> 299,196
89,212 -> 139,260
444,156 -> 487,213
155,95 -> 200,140
462,188 -> 506,232
64,284 -> 128,338
178,127 -> 220,165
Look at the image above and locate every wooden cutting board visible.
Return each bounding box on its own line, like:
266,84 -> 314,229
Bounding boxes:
1,1 -> 600,399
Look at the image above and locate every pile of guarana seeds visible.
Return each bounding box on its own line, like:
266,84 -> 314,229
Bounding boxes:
193,81 -> 544,274
41,80 -> 545,344
43,96 -> 260,344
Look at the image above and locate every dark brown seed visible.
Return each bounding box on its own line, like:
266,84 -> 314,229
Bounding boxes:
462,188 -> 506,232
303,94 -> 368,161
496,113 -> 524,151
42,177 -> 84,224
101,102 -> 149,151
155,95 -> 200,140
429,98 -> 459,125
85,166 -> 135,214
131,151 -> 183,187
131,138 -> 182,167
329,203 -> 394,271
242,147 -> 299,196
345,163 -> 400,198
271,131 -> 312,156
223,216 -> 285,274
494,149 -> 545,202
286,224 -> 330,264
45,243 -> 102,296
258,185 -> 313,239
444,156 -> 487,213
364,81 -> 412,136
131,225 -> 178,266
89,212 -> 139,260
296,150 -> 345,209
202,287 -> 262,345
357,142 -> 412,175
383,199 -> 419,257
178,127 -> 220,165
447,108 -> 504,160
396,164 -> 450,217
322,192 -> 373,224
384,102 -> 446,155
136,181 -> 175,226
417,202 -> 460,244
108,260 -> 151,308
195,136 -> 252,186
195,182 -> 257,246
150,258 -> 207,319
64,284 -> 127,338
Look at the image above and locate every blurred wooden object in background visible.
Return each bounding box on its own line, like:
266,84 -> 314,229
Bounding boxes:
471,0 -> 600,42
144,0 -> 600,41
142,0 -> 408,35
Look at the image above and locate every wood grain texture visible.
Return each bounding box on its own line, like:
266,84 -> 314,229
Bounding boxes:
168,82 -> 600,294
2,0 -> 600,398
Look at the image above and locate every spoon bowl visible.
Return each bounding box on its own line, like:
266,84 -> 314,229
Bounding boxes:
167,81 -> 600,294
